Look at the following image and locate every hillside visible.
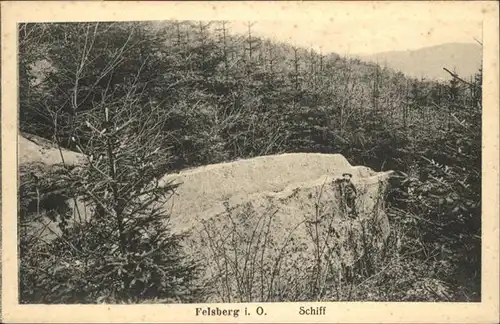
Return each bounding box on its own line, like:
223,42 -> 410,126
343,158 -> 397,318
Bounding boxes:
358,43 -> 482,80
18,21 -> 482,304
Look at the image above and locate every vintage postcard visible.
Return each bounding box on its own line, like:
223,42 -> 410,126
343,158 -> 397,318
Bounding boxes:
1,1 -> 499,323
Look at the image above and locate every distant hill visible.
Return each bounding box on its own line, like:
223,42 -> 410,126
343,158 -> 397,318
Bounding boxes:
357,43 -> 482,81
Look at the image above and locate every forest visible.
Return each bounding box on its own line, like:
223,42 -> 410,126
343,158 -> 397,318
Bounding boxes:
18,21 -> 481,303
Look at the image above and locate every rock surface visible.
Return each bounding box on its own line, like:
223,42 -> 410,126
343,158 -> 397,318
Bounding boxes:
19,133 -> 86,166
19,134 -> 88,240
160,153 -> 393,301
160,153 -> 391,234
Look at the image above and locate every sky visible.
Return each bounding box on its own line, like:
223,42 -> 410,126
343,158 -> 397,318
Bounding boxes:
11,1 -> 486,57
218,2 -> 484,56
226,19 -> 482,56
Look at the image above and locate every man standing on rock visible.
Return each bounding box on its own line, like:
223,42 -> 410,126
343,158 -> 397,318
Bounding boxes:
339,172 -> 358,218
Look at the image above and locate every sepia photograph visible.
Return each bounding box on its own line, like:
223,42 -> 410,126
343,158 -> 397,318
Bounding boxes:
2,1 -> 499,323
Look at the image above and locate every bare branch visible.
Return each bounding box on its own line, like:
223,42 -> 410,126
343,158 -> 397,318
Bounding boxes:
443,68 -> 479,89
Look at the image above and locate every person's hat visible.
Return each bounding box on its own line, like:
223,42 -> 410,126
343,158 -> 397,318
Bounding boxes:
342,172 -> 352,177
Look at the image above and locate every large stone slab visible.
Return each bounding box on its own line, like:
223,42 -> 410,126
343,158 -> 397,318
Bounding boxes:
159,153 -> 393,302
19,134 -> 86,167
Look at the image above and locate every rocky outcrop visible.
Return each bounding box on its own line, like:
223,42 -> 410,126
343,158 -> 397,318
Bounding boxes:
19,133 -> 86,167
160,153 -> 391,234
19,135 -> 394,301
19,134 -> 88,240
160,153 -> 393,302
